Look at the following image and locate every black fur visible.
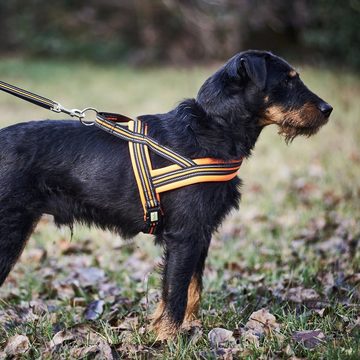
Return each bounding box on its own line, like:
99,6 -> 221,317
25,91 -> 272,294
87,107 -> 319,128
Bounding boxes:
0,50 -> 332,334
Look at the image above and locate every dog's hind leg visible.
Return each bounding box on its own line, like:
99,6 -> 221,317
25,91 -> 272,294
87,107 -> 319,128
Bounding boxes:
0,178 -> 41,286
0,204 -> 40,286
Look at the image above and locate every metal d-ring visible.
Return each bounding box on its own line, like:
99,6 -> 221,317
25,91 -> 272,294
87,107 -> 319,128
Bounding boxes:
79,107 -> 98,126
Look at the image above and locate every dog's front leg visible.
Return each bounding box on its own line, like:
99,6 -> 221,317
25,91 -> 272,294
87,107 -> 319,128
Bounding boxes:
151,231 -> 209,340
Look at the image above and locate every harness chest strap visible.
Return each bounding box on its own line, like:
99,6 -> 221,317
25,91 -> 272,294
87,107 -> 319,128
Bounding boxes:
95,112 -> 242,234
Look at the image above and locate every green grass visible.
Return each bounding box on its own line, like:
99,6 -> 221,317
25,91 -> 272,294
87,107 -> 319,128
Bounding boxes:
0,58 -> 359,359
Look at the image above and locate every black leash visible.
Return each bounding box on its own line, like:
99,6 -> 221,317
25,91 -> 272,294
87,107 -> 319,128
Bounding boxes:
0,80 -> 97,125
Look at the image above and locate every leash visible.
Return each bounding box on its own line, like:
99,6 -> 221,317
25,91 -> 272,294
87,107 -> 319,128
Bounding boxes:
0,80 -> 97,126
0,80 -> 242,234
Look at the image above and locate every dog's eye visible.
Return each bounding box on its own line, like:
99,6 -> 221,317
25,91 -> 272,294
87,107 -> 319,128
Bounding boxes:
283,77 -> 291,85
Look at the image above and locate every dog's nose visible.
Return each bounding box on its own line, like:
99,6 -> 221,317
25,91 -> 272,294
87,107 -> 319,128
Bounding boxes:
318,102 -> 333,117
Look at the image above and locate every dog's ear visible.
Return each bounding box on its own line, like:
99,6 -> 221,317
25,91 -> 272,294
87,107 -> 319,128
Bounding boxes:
238,55 -> 267,90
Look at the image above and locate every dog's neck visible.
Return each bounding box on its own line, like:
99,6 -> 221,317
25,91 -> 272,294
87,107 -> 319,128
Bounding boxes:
175,99 -> 262,160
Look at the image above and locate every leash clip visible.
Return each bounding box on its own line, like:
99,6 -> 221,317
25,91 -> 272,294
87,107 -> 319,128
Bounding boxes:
51,102 -> 85,119
51,103 -> 98,126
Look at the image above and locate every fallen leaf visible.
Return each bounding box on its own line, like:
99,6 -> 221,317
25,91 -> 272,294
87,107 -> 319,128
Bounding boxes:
292,329 -> 325,349
49,330 -> 75,348
4,335 -> 30,356
84,300 -> 105,321
48,323 -> 113,355
285,287 -> 320,303
345,273 -> 360,285
50,281 -> 76,300
116,316 -> 139,330
70,345 -> 99,358
314,308 -> 326,317
208,328 -> 235,347
70,342 -> 114,359
245,308 -> 280,336
73,267 -> 106,287
240,330 -> 260,347
29,299 -> 48,316
199,348 -> 237,360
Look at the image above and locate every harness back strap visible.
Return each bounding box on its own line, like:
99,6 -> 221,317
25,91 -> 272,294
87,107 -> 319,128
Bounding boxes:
95,112 -> 242,234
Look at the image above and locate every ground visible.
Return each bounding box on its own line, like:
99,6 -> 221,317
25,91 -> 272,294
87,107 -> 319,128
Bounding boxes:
0,59 -> 359,359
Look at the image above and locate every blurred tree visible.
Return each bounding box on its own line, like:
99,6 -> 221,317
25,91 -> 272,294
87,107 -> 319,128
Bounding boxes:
302,0 -> 360,69
0,0 -> 358,68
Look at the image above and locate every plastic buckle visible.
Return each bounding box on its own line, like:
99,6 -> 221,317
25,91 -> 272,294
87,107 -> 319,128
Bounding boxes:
146,206 -> 162,227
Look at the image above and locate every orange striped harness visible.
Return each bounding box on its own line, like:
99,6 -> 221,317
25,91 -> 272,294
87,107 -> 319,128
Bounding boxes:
95,112 -> 243,234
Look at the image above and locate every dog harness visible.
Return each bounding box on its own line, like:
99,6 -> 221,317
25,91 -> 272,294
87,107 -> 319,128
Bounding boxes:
95,112 -> 243,234
0,80 -> 243,234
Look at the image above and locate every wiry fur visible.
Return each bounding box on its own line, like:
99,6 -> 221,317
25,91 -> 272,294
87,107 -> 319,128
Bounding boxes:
0,50 -> 332,339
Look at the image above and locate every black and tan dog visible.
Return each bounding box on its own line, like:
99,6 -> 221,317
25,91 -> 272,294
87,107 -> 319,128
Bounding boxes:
0,50 -> 332,339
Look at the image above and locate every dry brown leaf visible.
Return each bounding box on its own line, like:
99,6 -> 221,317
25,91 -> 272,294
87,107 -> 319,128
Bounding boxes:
4,335 -> 30,356
50,281 -> 76,300
241,330 -> 260,347
48,330 -> 75,348
69,345 -> 99,358
199,348 -> 237,360
245,308 -> 280,335
208,328 -> 235,347
285,287 -> 320,303
29,299 -> 48,316
292,329 -> 325,349
345,273 -> 360,285
0,305 -> 38,325
48,323 -> 113,356
117,316 -> 139,330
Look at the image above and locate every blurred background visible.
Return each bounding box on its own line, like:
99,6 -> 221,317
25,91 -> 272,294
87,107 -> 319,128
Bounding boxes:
0,1 -> 359,358
0,0 -> 359,68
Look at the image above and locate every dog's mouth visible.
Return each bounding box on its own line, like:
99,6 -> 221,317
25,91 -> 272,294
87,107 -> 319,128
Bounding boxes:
261,104 -> 330,143
277,121 -> 326,143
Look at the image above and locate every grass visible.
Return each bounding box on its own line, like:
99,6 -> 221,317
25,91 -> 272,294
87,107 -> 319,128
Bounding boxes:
0,58 -> 359,359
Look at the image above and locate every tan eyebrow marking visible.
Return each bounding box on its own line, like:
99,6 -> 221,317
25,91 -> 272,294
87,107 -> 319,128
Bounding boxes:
289,69 -> 298,78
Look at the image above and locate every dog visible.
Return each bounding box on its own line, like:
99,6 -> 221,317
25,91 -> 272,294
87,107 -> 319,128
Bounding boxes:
0,50 -> 332,340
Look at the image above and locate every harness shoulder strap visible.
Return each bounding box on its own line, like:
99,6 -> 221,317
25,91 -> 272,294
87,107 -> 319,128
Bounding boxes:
128,120 -> 161,234
96,112 -> 195,168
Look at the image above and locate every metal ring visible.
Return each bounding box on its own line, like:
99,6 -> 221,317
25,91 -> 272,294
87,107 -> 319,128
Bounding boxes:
79,107 -> 98,126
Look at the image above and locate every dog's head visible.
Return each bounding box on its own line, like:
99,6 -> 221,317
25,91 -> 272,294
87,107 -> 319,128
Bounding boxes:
197,50 -> 332,143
